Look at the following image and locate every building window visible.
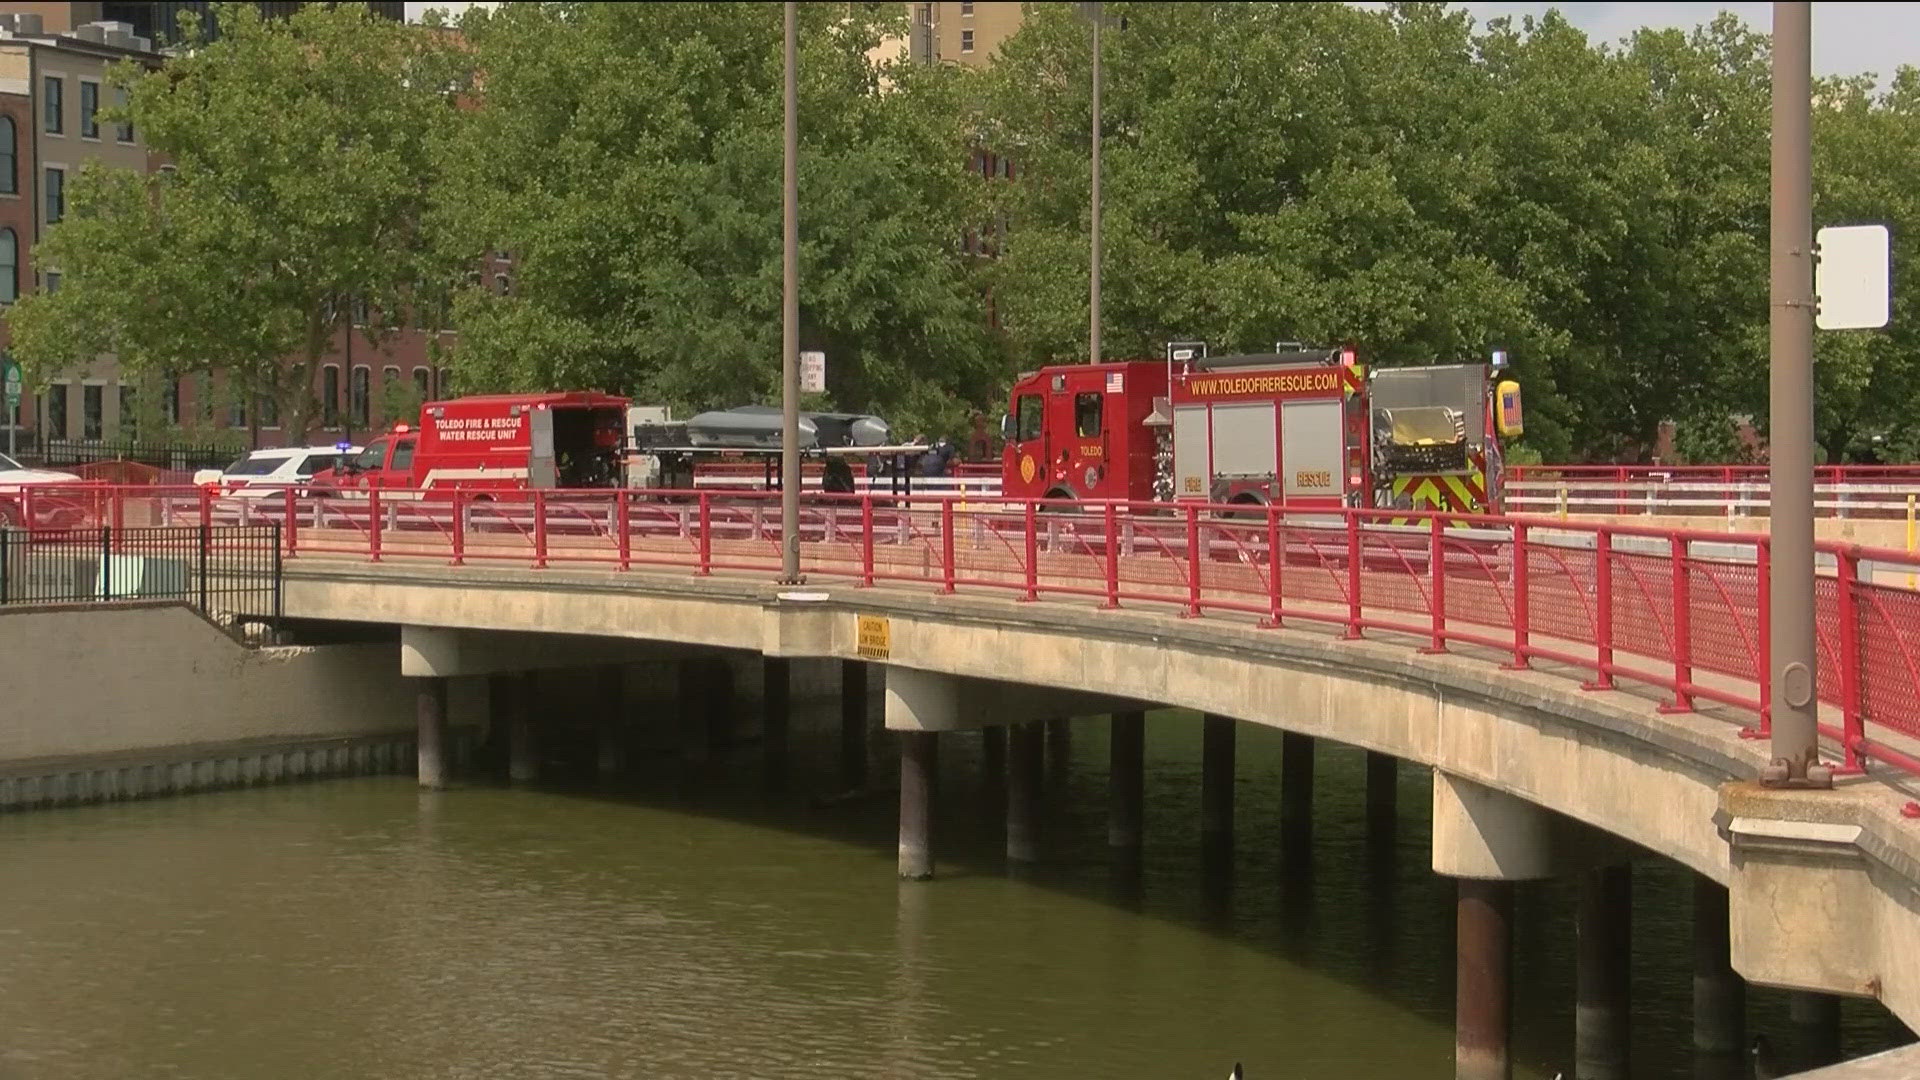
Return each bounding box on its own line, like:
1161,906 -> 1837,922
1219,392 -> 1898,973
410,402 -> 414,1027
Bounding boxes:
382,365 -> 400,420
82,384 -> 102,440
162,376 -> 179,426
961,1 -> 974,14
118,384 -> 135,438
227,393 -> 245,429
42,77 -> 61,134
79,81 -> 98,139
349,366 -> 370,428
257,394 -> 278,429
494,273 -> 510,296
412,367 -> 430,399
43,271 -> 59,294
44,167 -> 63,223
0,116 -> 14,195
351,295 -> 369,326
961,28 -> 975,52
436,368 -> 453,398
0,229 -> 15,304
494,248 -> 510,261
46,384 -> 67,439
114,86 -> 132,143
322,364 -> 340,426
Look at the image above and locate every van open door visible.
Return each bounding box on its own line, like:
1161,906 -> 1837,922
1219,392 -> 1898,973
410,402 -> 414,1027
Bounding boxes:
528,407 -> 557,488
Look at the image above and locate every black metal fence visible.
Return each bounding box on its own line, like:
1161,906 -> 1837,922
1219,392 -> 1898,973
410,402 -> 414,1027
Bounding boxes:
0,524 -> 282,635
23,440 -> 241,473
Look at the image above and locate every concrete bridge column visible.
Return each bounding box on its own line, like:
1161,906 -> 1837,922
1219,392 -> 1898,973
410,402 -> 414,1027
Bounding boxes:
595,665 -> 625,778
1109,710 -> 1145,861
415,677 -> 448,790
1456,878 -> 1514,1080
1282,732 -> 1315,853
1790,991 -> 1842,1070
980,725 -> 1006,834
1007,720 -> 1042,864
898,731 -> 937,880
763,656 -> 790,791
1046,717 -> 1072,786
509,671 -> 538,784
840,659 -> 868,790
1365,750 -> 1397,840
1201,714 -> 1234,863
1691,876 -> 1744,1056
1576,864 -> 1632,1080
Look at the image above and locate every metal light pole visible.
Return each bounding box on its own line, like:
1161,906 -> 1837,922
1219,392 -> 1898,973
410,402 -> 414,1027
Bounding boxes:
1763,0 -> 1829,788
779,0 -> 801,585
1089,1 -> 1102,364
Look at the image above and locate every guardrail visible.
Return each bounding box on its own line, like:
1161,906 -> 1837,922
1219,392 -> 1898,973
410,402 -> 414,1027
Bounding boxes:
1510,464 -> 1920,484
18,483 -> 1920,804
1506,478 -> 1920,521
0,522 -> 282,636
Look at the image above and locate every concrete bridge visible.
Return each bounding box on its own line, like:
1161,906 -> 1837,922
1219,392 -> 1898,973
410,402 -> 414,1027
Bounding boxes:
15,485 -> 1920,1078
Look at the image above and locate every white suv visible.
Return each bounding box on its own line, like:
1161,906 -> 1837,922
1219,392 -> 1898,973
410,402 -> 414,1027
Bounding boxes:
194,445 -> 361,495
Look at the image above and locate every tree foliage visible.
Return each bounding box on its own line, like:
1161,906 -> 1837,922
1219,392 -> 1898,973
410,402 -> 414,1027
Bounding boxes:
8,2 -> 460,443
432,2 -> 1000,438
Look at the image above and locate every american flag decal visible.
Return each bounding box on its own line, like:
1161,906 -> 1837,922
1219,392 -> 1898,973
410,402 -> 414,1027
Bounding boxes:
1106,371 -> 1124,393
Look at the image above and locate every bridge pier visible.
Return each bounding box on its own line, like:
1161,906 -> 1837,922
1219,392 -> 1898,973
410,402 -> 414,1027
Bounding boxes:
415,677 -> 448,790
1202,714 -> 1234,866
897,731 -> 936,880
1456,878 -> 1514,1080
1108,710 -> 1145,862
763,657 -> 789,792
594,665 -> 625,778
509,672 -> 538,784
1576,864 -> 1632,1080
1282,732 -> 1314,854
840,659 -> 868,789
1007,720 -> 1042,864
1791,991 -> 1843,1070
1046,717 -> 1072,785
1692,876 -> 1745,1056
980,724 -> 1006,834
1365,749 -> 1397,840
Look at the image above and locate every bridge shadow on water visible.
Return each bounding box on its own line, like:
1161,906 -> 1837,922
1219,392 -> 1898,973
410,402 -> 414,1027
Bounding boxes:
475,697 -> 1912,1080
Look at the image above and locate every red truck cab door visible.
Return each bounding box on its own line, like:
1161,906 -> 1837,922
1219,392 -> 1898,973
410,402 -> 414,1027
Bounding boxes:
1003,391 -> 1046,498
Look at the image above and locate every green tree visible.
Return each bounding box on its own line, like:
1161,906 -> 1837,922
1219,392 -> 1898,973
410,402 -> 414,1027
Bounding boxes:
7,2 -> 461,445
431,2 -> 999,440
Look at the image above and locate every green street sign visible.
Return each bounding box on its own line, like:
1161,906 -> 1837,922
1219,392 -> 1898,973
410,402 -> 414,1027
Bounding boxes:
1,360 -> 19,409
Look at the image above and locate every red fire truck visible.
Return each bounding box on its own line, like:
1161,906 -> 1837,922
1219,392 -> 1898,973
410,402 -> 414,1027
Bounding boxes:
312,391 -> 630,495
1000,342 -> 1522,515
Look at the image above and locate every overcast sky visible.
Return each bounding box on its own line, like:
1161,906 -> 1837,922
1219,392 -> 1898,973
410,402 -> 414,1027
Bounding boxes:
403,2 -> 1920,80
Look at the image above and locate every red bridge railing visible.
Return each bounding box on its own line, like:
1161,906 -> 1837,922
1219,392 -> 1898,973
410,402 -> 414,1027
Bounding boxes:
17,482 -> 1920,809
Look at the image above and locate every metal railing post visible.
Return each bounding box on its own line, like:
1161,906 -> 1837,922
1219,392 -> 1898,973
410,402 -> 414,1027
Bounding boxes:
1102,501 -> 1119,608
1344,509 -> 1363,639
1755,538 -> 1773,737
0,528 -> 9,604
1837,546 -> 1863,771
1506,521 -> 1530,667
1426,513 -> 1446,652
861,495 -> 875,587
1185,504 -> 1202,617
1584,530 -> 1615,690
368,489 -> 383,563
616,490 -> 631,571
1660,534 -> 1694,713
942,497 -> 957,594
696,492 -> 713,576
532,489 -> 548,568
283,487 -> 298,557
1264,503 -> 1282,628
1022,500 -> 1038,601
99,525 -> 112,600
271,521 -> 283,630
197,518 -> 210,612
449,490 -> 466,566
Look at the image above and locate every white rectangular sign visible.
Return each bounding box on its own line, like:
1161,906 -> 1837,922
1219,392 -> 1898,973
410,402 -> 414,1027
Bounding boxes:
1816,224 -> 1890,330
800,350 -> 826,394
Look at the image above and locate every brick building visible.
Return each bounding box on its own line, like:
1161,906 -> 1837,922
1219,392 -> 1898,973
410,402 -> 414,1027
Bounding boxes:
0,3 -> 453,452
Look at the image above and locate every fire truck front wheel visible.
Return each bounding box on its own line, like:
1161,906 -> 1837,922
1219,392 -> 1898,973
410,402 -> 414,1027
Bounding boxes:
1040,488 -> 1077,512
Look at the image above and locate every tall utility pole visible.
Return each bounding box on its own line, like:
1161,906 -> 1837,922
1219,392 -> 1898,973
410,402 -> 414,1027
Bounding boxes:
1089,1 -> 1102,364
1764,1 -> 1829,788
779,0 -> 801,585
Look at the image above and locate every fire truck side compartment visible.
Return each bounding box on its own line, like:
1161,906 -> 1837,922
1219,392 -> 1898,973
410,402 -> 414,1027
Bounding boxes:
1282,398 -> 1346,501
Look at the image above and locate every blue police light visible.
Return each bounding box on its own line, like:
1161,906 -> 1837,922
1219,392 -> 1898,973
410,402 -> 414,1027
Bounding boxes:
335,441 -> 352,453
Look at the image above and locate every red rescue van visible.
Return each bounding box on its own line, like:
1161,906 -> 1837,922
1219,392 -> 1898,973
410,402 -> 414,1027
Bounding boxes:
313,392 -> 630,494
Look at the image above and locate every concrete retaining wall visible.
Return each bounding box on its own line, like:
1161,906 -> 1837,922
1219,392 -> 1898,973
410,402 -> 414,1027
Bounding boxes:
0,603 -> 428,806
